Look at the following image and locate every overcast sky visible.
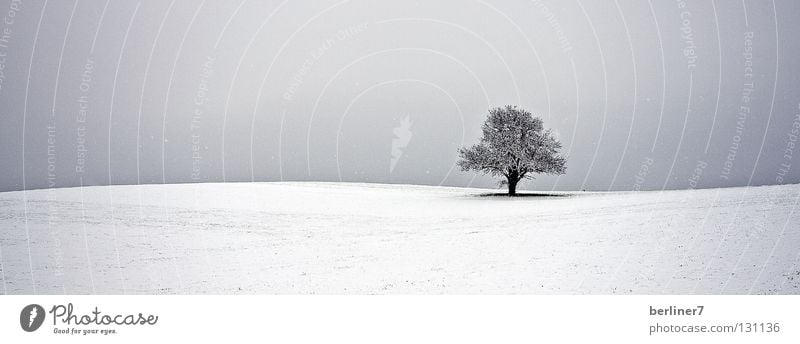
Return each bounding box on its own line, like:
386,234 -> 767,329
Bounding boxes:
0,0 -> 799,192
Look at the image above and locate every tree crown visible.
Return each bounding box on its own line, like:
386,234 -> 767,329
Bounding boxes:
457,106 -> 566,183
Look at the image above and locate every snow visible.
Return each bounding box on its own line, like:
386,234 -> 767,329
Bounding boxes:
0,182 -> 798,294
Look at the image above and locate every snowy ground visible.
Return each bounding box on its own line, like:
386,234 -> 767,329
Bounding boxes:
0,182 -> 798,294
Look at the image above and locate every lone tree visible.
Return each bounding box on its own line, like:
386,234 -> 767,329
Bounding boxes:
457,106 -> 566,196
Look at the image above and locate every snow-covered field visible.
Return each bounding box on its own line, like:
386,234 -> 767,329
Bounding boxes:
0,182 -> 798,294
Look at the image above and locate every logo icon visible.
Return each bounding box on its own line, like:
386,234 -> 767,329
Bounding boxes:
20,304 -> 45,332
390,116 -> 413,173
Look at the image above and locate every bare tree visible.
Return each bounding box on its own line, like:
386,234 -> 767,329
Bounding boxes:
458,106 -> 566,196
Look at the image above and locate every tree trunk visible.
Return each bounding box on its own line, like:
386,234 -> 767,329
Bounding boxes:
507,176 -> 518,196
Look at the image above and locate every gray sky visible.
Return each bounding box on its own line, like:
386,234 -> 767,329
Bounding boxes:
1,0 -> 799,192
